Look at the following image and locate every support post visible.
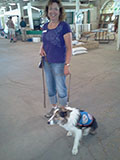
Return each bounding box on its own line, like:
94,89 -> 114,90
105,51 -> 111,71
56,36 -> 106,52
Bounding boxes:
75,0 -> 80,40
28,3 -> 33,29
117,15 -> 120,50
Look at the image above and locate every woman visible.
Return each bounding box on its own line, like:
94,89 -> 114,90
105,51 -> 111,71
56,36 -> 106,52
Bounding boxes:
40,0 -> 72,118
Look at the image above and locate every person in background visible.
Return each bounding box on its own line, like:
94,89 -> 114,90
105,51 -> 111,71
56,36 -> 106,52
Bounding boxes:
40,0 -> 72,118
20,17 -> 26,41
6,16 -> 15,42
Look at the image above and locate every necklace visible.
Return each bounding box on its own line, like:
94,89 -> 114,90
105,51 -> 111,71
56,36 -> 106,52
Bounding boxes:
48,21 -> 60,29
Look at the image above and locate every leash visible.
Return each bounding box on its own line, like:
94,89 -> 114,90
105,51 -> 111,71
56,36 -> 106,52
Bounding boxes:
67,73 -> 71,106
39,57 -> 71,108
39,57 -> 46,108
42,63 -> 46,108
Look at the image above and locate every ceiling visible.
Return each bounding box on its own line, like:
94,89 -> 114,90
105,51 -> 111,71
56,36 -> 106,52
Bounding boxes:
0,0 -> 47,7
0,0 -> 93,8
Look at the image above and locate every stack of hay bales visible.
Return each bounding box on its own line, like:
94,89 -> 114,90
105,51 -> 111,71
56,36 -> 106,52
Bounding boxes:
78,40 -> 99,50
72,40 -> 87,55
72,40 -> 99,55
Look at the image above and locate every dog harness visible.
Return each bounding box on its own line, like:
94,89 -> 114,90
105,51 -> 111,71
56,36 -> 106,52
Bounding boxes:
77,111 -> 93,128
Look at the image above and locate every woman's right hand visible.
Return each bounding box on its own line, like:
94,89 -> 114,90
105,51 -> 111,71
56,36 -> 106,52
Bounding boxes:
40,47 -> 46,57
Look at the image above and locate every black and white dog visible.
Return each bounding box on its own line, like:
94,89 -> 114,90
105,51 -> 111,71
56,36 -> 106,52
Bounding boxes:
48,106 -> 98,155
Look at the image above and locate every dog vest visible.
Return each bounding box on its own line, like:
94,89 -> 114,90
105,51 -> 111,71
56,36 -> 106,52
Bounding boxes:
77,111 -> 93,128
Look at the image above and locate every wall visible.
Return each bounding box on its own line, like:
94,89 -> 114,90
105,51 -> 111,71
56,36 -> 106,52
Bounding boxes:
95,0 -> 110,25
90,7 -> 98,29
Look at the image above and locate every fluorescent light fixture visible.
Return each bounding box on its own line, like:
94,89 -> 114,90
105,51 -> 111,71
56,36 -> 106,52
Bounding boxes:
9,3 -> 16,5
1,6 -> 6,9
23,0 -> 30,1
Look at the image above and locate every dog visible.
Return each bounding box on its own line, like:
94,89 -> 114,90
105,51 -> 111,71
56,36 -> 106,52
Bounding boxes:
48,106 -> 98,155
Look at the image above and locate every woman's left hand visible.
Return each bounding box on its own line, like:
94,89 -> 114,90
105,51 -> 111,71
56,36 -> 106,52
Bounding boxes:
64,65 -> 70,76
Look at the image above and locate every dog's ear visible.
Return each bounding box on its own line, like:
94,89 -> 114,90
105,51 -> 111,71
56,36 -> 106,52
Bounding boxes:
59,108 -> 72,118
59,111 -> 67,117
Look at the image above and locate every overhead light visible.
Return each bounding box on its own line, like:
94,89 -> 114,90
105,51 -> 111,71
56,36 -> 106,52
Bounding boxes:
23,0 -> 30,1
9,3 -> 16,6
1,7 -> 6,9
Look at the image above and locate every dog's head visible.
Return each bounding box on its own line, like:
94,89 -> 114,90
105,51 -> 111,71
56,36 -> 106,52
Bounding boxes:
48,108 -> 72,126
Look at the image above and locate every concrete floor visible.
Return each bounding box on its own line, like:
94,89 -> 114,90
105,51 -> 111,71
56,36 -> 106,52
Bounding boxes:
0,38 -> 120,160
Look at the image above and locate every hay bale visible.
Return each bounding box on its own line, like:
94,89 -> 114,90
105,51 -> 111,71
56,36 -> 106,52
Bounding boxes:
72,46 -> 88,55
73,40 -> 99,50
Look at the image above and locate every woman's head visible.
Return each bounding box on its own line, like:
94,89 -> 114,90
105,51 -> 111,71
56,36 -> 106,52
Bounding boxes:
45,0 -> 66,22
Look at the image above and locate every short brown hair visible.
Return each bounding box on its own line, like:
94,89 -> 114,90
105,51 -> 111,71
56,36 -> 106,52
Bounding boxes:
44,0 -> 66,21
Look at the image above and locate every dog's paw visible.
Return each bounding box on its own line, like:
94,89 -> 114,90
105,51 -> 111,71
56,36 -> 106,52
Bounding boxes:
72,147 -> 78,155
67,131 -> 72,136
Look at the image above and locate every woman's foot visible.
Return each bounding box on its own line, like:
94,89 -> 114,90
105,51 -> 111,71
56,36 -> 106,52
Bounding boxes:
45,106 -> 58,118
